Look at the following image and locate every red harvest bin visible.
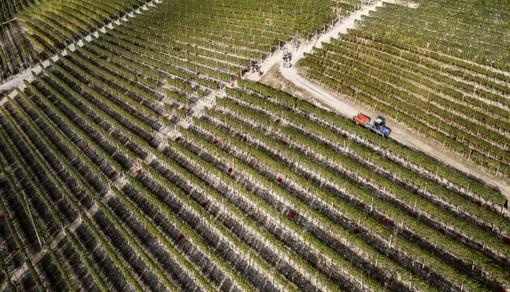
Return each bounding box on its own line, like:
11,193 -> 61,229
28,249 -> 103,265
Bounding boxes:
353,113 -> 370,126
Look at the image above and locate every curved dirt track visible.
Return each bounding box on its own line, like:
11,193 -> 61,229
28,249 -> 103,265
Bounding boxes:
273,64 -> 509,200
247,0 -> 510,200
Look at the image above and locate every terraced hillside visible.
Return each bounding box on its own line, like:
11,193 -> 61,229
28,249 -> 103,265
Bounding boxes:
0,0 -> 509,291
301,0 -> 510,178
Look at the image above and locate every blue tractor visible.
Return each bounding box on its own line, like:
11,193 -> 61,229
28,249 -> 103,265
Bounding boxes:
371,116 -> 391,137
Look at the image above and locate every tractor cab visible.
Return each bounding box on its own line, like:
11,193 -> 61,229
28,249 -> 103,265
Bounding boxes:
374,116 -> 391,136
374,116 -> 385,127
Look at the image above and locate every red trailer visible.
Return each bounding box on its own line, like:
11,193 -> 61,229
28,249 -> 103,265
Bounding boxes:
353,113 -> 371,127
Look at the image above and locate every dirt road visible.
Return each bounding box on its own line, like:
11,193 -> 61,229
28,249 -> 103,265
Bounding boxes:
248,0 -> 510,200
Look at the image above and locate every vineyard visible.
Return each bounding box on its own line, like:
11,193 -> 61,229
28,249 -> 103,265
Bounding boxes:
301,0 -> 510,178
0,0 -> 509,291
0,0 -> 149,80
